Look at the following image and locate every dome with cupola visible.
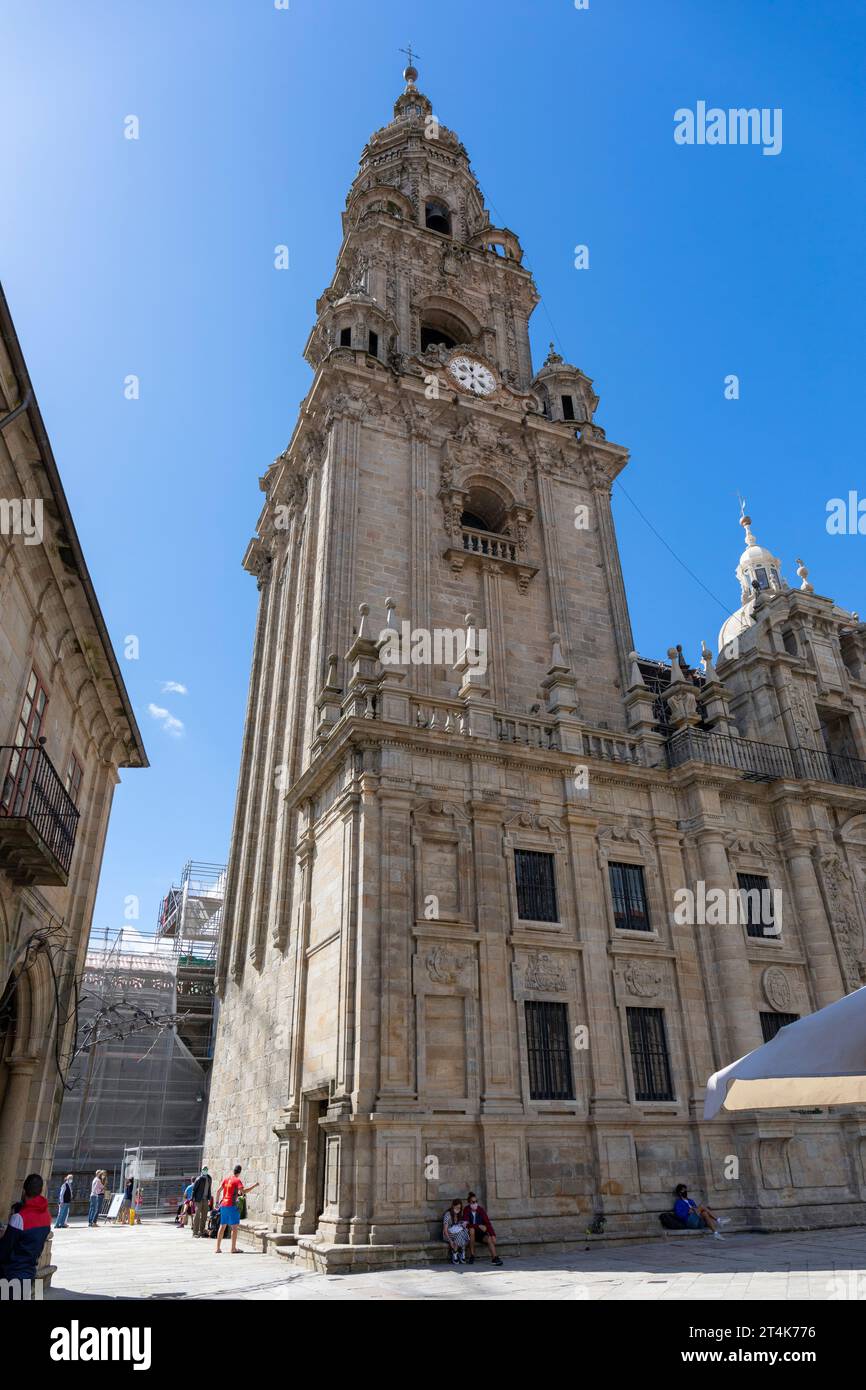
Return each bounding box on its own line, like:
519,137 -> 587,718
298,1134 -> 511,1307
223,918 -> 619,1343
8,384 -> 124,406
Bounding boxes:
718,504 -> 788,653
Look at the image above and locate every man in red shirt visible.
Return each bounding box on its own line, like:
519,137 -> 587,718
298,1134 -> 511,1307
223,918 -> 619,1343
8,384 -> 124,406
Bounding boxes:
215,1165 -> 259,1254
462,1192 -> 503,1265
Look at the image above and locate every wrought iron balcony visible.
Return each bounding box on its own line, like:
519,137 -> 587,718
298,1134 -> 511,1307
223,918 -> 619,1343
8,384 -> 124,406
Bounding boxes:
666,727 -> 866,790
0,744 -> 80,885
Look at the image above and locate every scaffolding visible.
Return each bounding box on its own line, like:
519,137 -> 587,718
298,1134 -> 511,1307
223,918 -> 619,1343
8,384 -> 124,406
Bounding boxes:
51,860 -> 225,1212
122,1143 -> 205,1220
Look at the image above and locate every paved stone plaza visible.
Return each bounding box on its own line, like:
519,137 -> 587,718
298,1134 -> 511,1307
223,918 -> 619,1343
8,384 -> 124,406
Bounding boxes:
44,1221 -> 866,1301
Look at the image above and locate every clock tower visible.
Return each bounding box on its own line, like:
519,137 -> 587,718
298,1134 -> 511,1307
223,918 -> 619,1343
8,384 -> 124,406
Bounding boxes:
207,60 -> 643,1260
207,62 -> 866,1267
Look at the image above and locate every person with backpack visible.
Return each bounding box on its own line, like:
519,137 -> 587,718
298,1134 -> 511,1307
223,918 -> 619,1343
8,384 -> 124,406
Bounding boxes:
55,1174 -> 73,1229
191,1167 -> 212,1237
214,1165 -> 258,1254
673,1183 -> 729,1239
1,1174 -> 52,1284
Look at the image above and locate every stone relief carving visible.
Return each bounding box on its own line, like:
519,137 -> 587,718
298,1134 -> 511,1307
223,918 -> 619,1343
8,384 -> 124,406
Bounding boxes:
524,951 -> 566,992
622,961 -> 663,998
789,685 -> 814,747
597,825 -> 654,859
816,851 -> 864,989
762,966 -> 794,1013
425,945 -> 469,986
504,811 -> 564,835
724,832 -> 777,861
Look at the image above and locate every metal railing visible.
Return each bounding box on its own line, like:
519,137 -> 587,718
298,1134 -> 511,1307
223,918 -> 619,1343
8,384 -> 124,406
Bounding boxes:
0,743 -> 80,873
666,728 -> 866,789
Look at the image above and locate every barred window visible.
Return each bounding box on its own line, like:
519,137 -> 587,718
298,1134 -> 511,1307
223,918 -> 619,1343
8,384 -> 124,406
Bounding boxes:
738,873 -> 774,938
515,850 -> 558,922
609,862 -> 650,932
525,1001 -> 574,1100
626,1007 -> 674,1101
760,1011 -> 799,1043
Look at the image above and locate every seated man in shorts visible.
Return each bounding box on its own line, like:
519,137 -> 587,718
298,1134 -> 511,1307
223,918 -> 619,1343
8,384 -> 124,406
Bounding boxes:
673,1183 -> 729,1239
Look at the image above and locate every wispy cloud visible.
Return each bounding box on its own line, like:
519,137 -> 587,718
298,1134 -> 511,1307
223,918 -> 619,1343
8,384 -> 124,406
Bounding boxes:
147,702 -> 184,737
160,680 -> 188,695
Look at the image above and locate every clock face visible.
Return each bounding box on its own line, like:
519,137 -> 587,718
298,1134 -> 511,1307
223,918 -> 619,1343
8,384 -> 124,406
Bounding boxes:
449,356 -> 497,397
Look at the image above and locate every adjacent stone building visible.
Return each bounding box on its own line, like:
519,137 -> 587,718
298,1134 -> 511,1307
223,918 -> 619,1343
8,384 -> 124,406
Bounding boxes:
0,284 -> 147,1219
205,68 -> 866,1269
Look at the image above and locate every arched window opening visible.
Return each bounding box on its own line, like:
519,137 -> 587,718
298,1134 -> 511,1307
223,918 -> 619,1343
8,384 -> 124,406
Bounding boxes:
460,486 -> 509,536
421,324 -> 456,352
425,201 -> 451,235
419,305 -> 473,355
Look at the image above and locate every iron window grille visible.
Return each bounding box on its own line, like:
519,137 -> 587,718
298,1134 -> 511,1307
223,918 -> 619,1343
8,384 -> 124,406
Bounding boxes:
760,1011 -> 799,1043
524,1000 -> 574,1100
514,849 -> 558,922
626,1007 -> 674,1101
737,873 -> 774,938
609,861 -> 651,932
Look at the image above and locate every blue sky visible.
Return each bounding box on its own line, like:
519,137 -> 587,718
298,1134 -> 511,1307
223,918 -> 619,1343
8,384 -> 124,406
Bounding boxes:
2,1 -> 864,937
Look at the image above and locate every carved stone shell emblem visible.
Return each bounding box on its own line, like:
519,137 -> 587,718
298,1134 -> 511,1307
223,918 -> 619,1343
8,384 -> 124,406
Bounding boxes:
762,966 -> 793,1013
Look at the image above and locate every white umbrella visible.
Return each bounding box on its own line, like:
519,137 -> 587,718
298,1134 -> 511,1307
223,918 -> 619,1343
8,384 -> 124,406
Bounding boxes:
704,985 -> 866,1118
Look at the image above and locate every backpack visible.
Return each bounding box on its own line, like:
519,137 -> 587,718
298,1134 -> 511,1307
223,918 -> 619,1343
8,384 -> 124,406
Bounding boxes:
659,1211 -> 687,1229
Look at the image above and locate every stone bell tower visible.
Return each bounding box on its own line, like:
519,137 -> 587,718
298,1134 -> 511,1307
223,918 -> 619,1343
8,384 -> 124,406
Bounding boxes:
202,59 -> 866,1267
206,64 -> 719,1266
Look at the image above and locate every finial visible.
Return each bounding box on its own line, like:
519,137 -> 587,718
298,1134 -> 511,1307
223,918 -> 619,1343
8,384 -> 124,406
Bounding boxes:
795,557 -> 814,594
667,646 -> 685,683
399,43 -> 420,86
627,650 -> 645,689
385,596 -> 398,631
700,640 -> 718,680
357,602 -> 369,640
738,497 -> 757,547
549,632 -> 566,669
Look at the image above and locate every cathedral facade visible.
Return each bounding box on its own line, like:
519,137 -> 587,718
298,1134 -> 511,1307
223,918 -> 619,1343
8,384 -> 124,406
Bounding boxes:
205,68 -> 866,1270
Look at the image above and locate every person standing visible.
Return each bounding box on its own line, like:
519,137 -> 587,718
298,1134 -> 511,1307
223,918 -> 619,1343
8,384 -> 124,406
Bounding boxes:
191,1167 -> 212,1237
55,1174 -> 73,1229
462,1192 -> 503,1265
87,1170 -> 106,1227
118,1175 -> 134,1223
214,1165 -> 258,1254
3,1175 -> 52,1284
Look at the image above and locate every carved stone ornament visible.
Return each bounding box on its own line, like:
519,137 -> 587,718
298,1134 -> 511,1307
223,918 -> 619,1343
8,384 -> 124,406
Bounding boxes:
622,961 -> 663,998
524,951 -> 566,992
425,945 -> 469,986
762,966 -> 793,1013
817,851 -> 864,990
